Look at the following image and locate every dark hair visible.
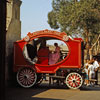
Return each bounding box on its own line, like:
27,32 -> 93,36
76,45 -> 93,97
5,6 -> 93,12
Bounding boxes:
54,43 -> 58,46
93,56 -> 97,60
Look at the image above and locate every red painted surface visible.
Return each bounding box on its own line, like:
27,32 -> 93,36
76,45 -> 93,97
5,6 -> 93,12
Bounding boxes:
37,47 -> 49,65
13,29 -> 84,73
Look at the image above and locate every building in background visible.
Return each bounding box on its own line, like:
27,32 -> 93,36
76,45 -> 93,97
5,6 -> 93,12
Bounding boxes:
6,0 -> 22,86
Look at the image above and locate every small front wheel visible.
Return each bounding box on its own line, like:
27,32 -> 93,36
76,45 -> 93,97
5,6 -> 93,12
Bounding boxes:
17,67 -> 37,88
65,72 -> 83,89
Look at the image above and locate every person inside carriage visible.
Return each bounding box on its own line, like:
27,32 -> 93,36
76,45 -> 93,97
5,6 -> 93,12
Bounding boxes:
23,40 -> 38,64
49,43 -> 60,65
37,39 -> 49,65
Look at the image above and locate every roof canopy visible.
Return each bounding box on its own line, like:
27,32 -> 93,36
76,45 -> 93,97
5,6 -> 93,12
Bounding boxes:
23,29 -> 68,42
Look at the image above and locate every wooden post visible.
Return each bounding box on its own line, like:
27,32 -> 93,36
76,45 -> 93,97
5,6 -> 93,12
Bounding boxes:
0,0 -> 6,100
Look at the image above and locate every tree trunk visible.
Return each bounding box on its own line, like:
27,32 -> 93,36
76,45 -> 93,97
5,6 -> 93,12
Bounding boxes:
90,34 -> 100,56
89,49 -> 92,60
97,41 -> 100,54
84,29 -> 90,60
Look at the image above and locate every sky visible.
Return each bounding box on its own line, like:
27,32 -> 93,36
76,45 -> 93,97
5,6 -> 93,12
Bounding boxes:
21,0 -> 53,38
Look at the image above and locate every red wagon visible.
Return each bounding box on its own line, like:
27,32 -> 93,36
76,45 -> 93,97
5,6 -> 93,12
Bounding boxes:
13,29 -> 84,89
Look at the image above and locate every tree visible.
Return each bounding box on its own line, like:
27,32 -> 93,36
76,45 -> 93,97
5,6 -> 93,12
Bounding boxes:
48,0 -> 100,59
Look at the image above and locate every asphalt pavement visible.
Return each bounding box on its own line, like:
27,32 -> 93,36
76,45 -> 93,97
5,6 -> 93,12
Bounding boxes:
5,73 -> 100,100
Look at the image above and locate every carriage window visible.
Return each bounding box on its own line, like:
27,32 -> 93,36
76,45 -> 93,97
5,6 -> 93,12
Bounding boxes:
47,39 -> 69,64
36,37 -> 69,65
23,37 -> 69,65
23,40 -> 38,64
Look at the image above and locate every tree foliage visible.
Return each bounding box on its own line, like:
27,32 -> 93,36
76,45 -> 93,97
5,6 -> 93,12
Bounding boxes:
47,0 -> 100,38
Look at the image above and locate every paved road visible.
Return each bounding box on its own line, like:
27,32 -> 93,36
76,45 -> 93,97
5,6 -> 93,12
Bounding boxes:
6,79 -> 100,100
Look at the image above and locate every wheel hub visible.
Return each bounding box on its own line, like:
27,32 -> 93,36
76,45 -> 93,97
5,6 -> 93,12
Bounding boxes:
24,75 -> 29,79
73,80 -> 76,83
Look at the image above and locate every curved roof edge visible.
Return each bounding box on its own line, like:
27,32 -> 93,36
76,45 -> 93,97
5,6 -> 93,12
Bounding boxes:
15,29 -> 83,43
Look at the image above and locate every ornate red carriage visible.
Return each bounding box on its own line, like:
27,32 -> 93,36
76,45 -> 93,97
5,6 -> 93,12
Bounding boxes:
13,29 -> 84,89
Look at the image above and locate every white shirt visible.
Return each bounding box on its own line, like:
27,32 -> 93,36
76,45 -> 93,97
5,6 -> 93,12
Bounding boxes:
93,61 -> 99,69
23,45 -> 30,60
84,68 -> 88,75
88,64 -> 95,74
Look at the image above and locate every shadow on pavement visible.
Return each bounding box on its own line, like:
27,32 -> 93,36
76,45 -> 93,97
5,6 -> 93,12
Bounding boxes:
5,82 -> 66,100
5,82 -> 100,100
5,85 -> 49,100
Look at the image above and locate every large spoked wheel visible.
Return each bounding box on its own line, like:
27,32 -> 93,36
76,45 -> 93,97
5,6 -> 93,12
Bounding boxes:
17,67 -> 37,88
65,72 -> 83,89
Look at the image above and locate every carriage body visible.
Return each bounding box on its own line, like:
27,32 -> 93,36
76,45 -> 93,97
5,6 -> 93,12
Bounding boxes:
13,29 -> 84,89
